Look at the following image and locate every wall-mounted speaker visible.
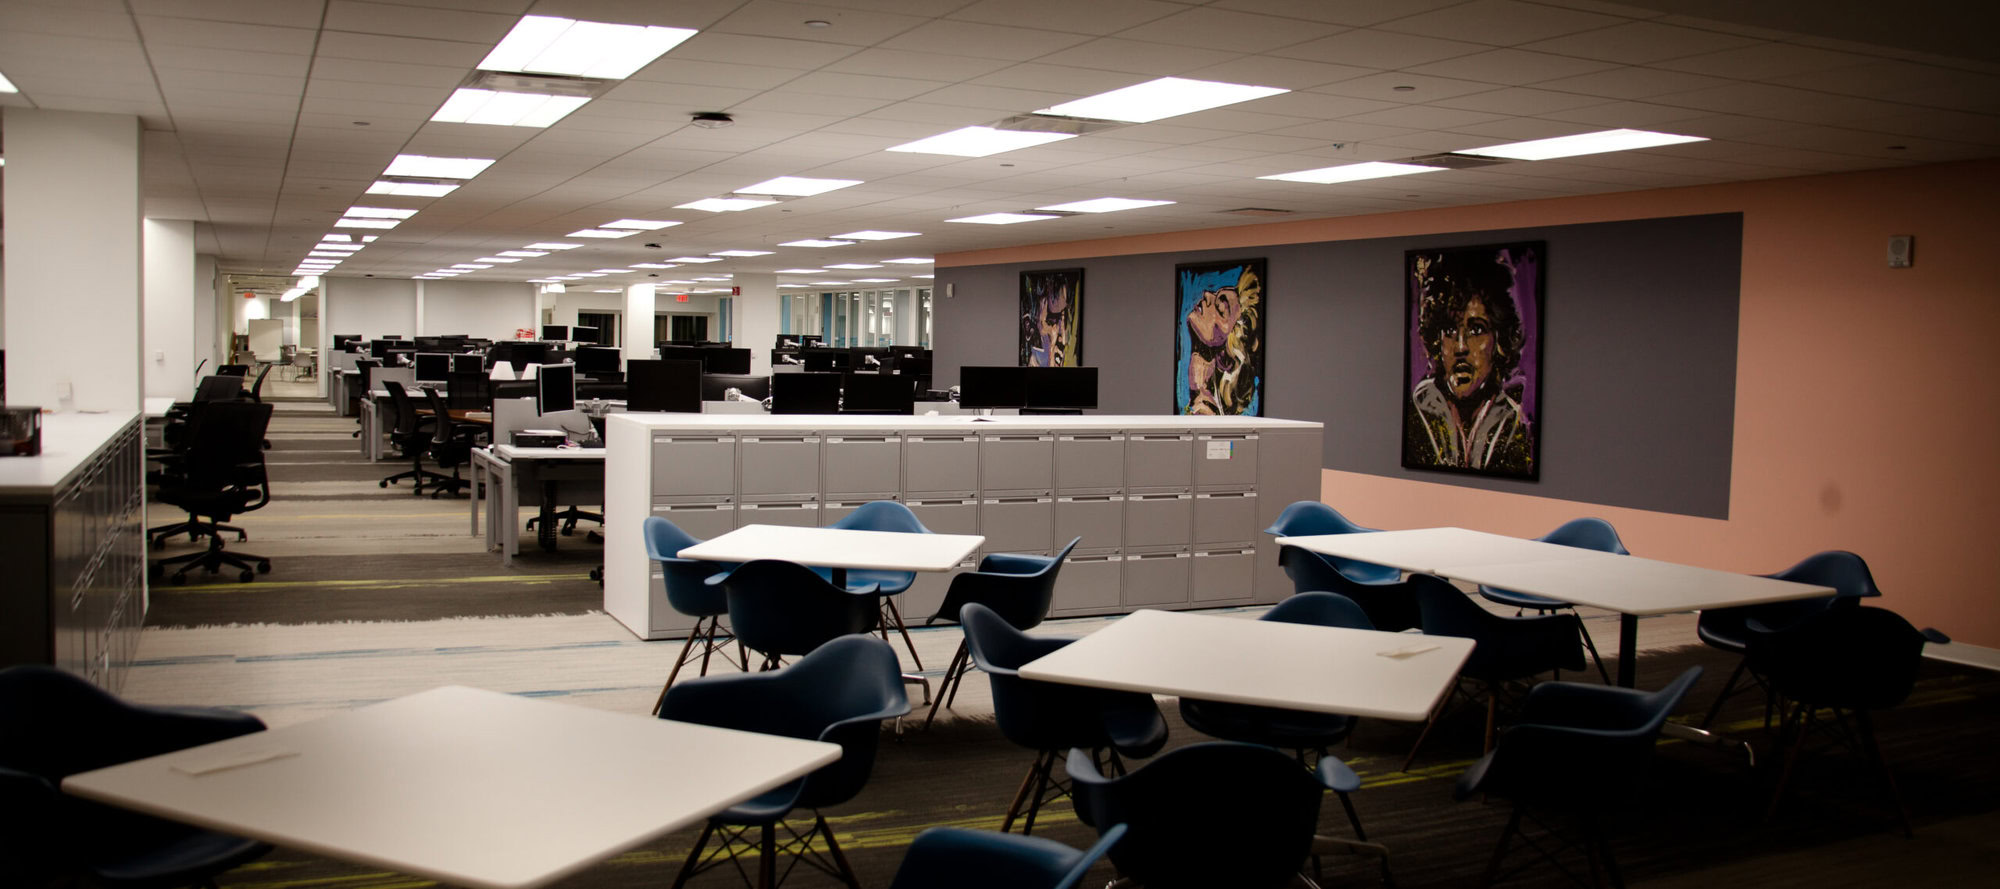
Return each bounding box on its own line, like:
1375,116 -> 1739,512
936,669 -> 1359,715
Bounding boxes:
1887,235 -> 1914,268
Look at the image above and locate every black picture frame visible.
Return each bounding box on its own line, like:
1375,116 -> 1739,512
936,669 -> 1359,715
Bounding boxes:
1174,258 -> 1267,416
1401,241 -> 1544,480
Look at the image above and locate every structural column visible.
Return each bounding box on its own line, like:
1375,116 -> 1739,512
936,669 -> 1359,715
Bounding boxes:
623,283 -> 655,369
143,219 -> 197,401
3,108 -> 143,412
734,274 -> 778,374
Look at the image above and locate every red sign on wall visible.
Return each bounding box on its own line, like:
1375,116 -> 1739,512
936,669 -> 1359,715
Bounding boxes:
675,293 -> 688,302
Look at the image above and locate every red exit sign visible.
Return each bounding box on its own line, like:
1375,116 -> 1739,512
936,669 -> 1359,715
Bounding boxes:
675,293 -> 688,302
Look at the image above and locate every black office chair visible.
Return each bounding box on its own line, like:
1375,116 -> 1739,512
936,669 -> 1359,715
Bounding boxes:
150,401 -> 274,585
350,358 -> 382,438
234,365 -> 273,450
420,387 -> 481,498
0,665 -> 272,889
378,381 -> 454,495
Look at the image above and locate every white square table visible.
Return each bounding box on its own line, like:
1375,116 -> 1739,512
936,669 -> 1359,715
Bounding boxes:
1438,556 -> 1835,686
1017,608 -> 1474,722
677,523 -> 985,586
1274,526 -> 1622,575
61,686 -> 840,889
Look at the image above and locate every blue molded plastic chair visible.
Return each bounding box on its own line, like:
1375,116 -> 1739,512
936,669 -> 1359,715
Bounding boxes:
642,516 -> 742,715
0,665 -> 272,889
1068,742 -> 1347,889
1749,605 -> 1942,835
922,537 -> 1081,730
1405,573 -> 1586,770
716,559 -> 880,671
1454,666 -> 1703,889
962,603 -> 1168,835
1477,518 -> 1629,683
888,824 -> 1125,889
661,635 -> 911,889
828,500 -> 934,669
1697,550 -> 1882,730
1264,501 -> 1420,631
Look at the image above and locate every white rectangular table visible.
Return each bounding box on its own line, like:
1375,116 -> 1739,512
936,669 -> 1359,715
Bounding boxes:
485,445 -> 606,565
1017,608 -> 1474,722
62,686 -> 839,889
678,523 -> 984,583
1275,526 -> 1622,575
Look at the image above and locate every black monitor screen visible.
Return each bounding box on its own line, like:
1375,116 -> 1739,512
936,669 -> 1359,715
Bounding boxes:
896,357 -> 933,380
702,347 -> 751,375
571,325 -> 601,345
414,353 -> 450,382
701,373 -> 770,401
1024,366 -> 1098,409
541,325 -> 569,342
575,346 -> 621,374
851,348 -> 893,371
841,372 -> 914,415
802,350 -> 837,373
626,359 -> 703,413
958,365 -> 1027,409
452,354 -> 484,375
332,334 -> 362,350
491,342 -> 549,369
369,340 -> 396,360
771,373 -> 842,415
775,334 -> 804,351
536,363 -> 576,415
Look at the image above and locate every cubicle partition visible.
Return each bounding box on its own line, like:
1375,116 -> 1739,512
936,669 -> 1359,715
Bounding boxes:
603,414 -> 1323,640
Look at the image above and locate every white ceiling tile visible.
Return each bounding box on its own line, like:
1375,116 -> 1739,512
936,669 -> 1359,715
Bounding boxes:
1116,7 -> 1342,53
313,31 -> 491,67
627,59 -> 804,90
668,32 -> 861,69
1376,0 -> 1627,47
145,45 -> 311,77
305,78 -> 447,106
599,81 -> 763,110
1262,119 -> 1421,143
1529,65 -> 1735,100
1655,43 -> 1883,80
1438,116 -> 1611,141
707,1 -> 931,46
1429,86 -> 1611,115
0,4 -> 138,39
1520,20 -> 1762,64
322,1 -> 517,41
782,71 -> 950,100
307,57 -> 470,88
1031,37 -> 1240,75
1771,62 -> 2000,115
730,90 -> 894,116
908,83 -> 1077,114
1194,133 -> 1335,154
1851,109 -> 2000,146
949,0 -> 1182,35
878,20 -> 1094,61
1339,105 -> 1510,130
1316,72 -> 1496,103
825,47 -> 1013,81
1207,0 -> 1464,28
1534,100 -> 1720,127
1245,90 -> 1399,119
156,70 -> 306,97
1405,48 -> 1622,85
1269,29 -> 1487,69
1177,56 -> 1376,91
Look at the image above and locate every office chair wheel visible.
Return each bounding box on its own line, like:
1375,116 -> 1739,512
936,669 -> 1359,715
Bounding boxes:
239,570 -> 255,583
587,530 -> 603,544
257,560 -> 271,574
379,480 -> 389,488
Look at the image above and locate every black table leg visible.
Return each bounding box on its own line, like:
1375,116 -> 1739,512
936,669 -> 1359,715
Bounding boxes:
1618,613 -> 1638,687
538,480 -> 558,552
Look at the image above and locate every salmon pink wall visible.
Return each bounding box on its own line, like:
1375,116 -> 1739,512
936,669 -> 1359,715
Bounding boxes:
942,159 -> 2000,646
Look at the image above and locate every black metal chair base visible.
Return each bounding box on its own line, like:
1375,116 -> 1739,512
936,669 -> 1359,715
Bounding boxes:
651,616 -> 744,716
671,813 -> 858,889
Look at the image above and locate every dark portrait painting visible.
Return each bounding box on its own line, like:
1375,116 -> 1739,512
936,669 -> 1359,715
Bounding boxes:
1020,268 -> 1084,367
1402,243 -> 1542,479
1175,258 -> 1266,416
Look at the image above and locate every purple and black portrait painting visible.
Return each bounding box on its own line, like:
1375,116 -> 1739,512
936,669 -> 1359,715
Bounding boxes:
1402,242 -> 1542,480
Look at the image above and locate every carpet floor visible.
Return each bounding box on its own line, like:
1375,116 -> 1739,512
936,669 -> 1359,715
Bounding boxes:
126,380 -> 2000,889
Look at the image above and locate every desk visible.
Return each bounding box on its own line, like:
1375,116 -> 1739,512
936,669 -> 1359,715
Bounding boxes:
143,396 -> 176,419
484,445 -> 606,565
677,523 -> 984,585
1018,608 -> 1473,722
62,686 -> 839,889
1274,526 -> 1619,575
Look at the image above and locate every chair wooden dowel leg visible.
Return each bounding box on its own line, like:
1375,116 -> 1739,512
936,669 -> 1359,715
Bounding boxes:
817,814 -> 861,889
1480,807 -> 1522,889
922,644 -> 968,731
885,597 -> 923,671
1857,710 -> 1913,838
1483,688 -> 1499,754
670,820 -> 714,889
1001,754 -> 1041,833
653,629 -> 705,716
1701,658 -> 1750,730
1022,751 -> 1055,836
1764,702 -> 1812,823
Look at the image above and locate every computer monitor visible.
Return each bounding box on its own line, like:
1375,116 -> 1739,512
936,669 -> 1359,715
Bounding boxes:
625,359 -> 703,413
536,363 -> 576,415
369,339 -> 396,360
574,346 -> 620,375
802,350 -> 837,373
541,324 -> 569,342
958,365 -> 1028,409
571,325 -> 601,345
702,347 -> 751,375
489,341 -> 548,369
451,354 -> 484,375
701,373 -> 771,401
895,357 -> 933,381
414,353 -> 450,383
332,334 -> 362,351
770,349 -> 807,368
851,347 -> 893,371
775,334 -> 804,351
1024,366 -> 1098,410
771,372 -> 842,415
840,372 -> 914,415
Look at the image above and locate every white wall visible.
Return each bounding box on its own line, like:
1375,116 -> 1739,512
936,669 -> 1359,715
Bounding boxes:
323,276 -> 416,342
143,219 -> 197,400
420,280 -> 534,340
2,108 -> 143,412
193,254 -> 218,377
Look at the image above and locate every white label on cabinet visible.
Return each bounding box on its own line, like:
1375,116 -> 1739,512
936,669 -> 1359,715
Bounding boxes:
1205,440 -> 1233,460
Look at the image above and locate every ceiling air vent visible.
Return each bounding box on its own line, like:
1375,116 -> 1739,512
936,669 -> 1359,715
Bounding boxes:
1406,153 -> 1515,170
1223,207 -> 1295,217
461,70 -> 606,99
992,113 -> 1127,137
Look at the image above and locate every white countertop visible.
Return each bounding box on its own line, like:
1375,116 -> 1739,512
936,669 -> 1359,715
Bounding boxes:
0,411 -> 138,497
609,413 -> 1321,433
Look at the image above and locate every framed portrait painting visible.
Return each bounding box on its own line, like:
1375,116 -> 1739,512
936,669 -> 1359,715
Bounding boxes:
1020,268 -> 1084,367
1401,242 -> 1543,480
1174,258 -> 1266,416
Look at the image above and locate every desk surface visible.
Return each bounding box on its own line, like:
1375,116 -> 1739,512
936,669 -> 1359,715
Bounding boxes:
62,686 -> 839,889
1276,526 -> 1621,574
1017,609 -> 1474,722
1436,556 -> 1834,616
679,523 -> 983,572
492,444 -> 606,461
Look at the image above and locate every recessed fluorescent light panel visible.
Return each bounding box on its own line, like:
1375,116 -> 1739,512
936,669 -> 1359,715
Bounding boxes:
853,278 -> 898,283
0,71 -> 17,93
737,176 -> 862,196
1454,128 -> 1708,161
631,263 -> 677,269
1258,161 -> 1445,184
592,268 -> 630,274
693,276 -> 731,282
343,207 -> 418,219
809,281 -> 850,286
778,240 -> 855,248
912,274 -> 935,279
887,126 -> 1075,158
667,256 -> 721,263
368,180 -> 460,197
320,234 -> 353,242
453,264 -> 492,270
775,268 -> 825,274
572,272 -> 607,278
526,242 -> 582,250
431,88 -> 590,128
825,263 -> 881,270
335,218 -> 400,229
567,229 -> 639,238
476,257 -> 522,263
676,197 -> 779,212
497,250 -> 549,258
1037,77 -> 1288,123
307,252 -> 350,259
880,258 -> 933,265
480,15 -> 696,80
1036,197 -> 1174,213
946,212 -> 1060,225
384,154 -> 496,179
361,236 -> 379,242
710,250 -> 772,257
833,230 -> 919,241
602,219 -> 679,230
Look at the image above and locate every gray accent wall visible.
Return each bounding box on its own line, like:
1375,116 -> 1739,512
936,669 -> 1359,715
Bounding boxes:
934,213 -> 1742,520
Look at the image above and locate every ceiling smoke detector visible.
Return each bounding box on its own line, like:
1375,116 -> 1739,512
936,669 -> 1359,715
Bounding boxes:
690,112 -> 734,129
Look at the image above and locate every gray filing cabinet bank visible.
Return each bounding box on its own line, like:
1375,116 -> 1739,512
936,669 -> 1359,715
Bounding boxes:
603,414 -> 1323,641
